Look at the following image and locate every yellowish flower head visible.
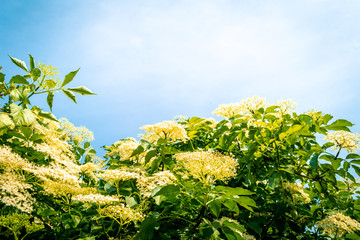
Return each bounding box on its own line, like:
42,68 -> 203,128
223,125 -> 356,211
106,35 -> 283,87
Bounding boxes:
97,169 -> 140,184
98,204 -> 144,224
59,118 -> 94,144
283,182 -> 310,204
108,138 -> 139,160
37,62 -> 59,77
0,172 -> 35,213
175,151 -> 238,184
140,120 -> 188,143
272,99 -> 297,118
72,193 -> 120,205
212,96 -> 268,118
325,130 -> 360,153
137,171 -> 176,198
316,213 -> 360,237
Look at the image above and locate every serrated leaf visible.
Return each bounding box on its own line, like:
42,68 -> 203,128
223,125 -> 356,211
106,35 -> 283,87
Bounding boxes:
9,55 -> 28,72
130,145 -> 145,158
62,89 -> 77,103
29,54 -> 35,71
326,119 -> 354,131
208,199 -> 222,218
152,184 -> 180,197
353,165 -> 360,177
145,149 -> 157,165
10,75 -> 29,85
19,126 -> 33,139
47,92 -> 54,111
38,111 -> 57,121
0,114 -> 14,129
10,103 -> 36,125
62,68 -> 80,87
31,68 -> 41,81
68,86 -> 96,95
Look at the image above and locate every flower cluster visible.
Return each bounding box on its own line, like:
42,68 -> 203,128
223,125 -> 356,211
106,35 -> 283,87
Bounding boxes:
212,96 -> 268,118
175,151 -> 238,184
316,213 -> 360,237
107,138 -> 139,160
59,118 -> 94,144
140,120 -> 188,143
72,193 -> 121,205
98,204 -> 144,224
273,99 -> 297,118
137,171 -> 176,197
37,62 -> 59,76
97,169 -> 140,184
324,130 -> 360,153
0,213 -> 44,239
283,182 -> 311,204
0,145 -> 32,170
0,172 -> 35,213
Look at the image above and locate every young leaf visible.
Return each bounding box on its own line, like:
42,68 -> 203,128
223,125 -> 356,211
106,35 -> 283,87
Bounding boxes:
29,54 -> 35,71
67,86 -> 96,95
10,103 -> 36,125
19,126 -> 33,139
47,92 -> 54,111
62,89 -> 77,103
62,68 -> 80,87
38,111 -> 57,121
10,75 -> 29,85
0,114 -> 14,129
9,55 -> 28,72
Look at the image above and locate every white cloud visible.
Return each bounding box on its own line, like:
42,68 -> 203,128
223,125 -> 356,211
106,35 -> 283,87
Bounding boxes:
73,0 -> 360,115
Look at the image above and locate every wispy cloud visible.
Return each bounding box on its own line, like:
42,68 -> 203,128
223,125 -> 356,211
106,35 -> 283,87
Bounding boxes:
72,0 -> 359,117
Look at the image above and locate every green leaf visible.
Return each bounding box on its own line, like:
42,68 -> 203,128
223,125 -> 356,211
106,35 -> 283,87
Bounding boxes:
125,196 -> 138,207
130,145 -> 145,157
10,103 -> 36,125
62,89 -> 77,103
19,126 -> 33,139
62,68 -> 80,87
0,72 -> 5,82
310,153 -> 319,169
47,92 -> 54,111
31,68 -> 41,81
351,160 -> 360,165
38,111 -> 57,121
208,200 -> 222,218
10,75 -> 29,84
9,55 -> 28,72
346,153 -> 360,159
46,79 -> 56,89
233,196 -> 256,212
0,114 -> 14,129
30,133 -> 45,141
152,184 -> 180,197
214,186 -> 254,196
145,149 -> 157,165
353,165 -> 360,177
68,86 -> 96,95
326,119 -> 354,131
29,54 -> 35,71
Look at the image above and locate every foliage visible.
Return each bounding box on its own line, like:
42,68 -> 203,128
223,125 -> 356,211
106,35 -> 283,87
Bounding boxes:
1,55 -> 360,239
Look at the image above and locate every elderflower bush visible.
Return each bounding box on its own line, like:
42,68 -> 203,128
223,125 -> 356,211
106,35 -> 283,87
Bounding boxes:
1,56 -> 360,239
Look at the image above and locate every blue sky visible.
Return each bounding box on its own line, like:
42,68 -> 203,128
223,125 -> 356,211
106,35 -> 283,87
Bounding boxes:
1,0 -> 360,153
